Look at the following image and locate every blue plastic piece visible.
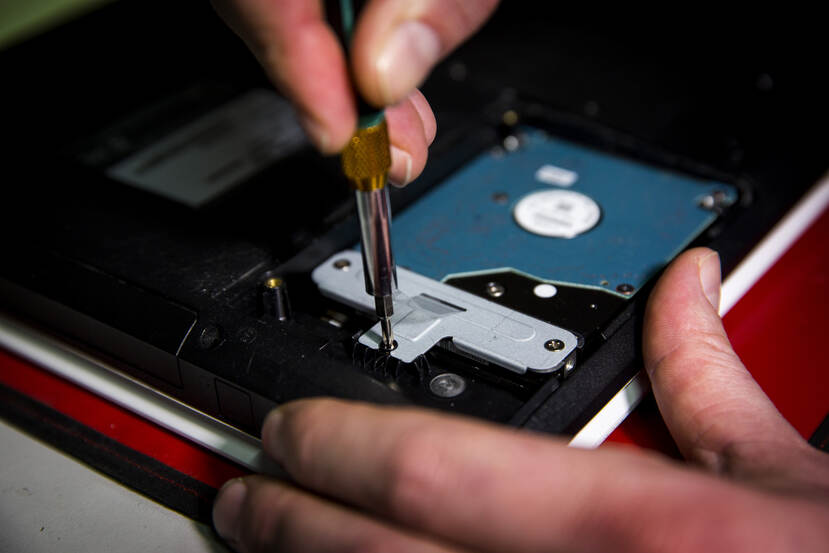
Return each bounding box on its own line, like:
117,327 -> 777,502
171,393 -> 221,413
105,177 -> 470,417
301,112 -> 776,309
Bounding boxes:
390,128 -> 736,296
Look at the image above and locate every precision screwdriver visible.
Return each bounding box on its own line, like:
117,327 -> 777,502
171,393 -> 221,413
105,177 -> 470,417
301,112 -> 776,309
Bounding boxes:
327,0 -> 398,351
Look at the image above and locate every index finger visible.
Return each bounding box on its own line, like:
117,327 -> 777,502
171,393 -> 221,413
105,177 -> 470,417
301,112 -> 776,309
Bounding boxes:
259,399 -> 798,552
212,0 -> 355,153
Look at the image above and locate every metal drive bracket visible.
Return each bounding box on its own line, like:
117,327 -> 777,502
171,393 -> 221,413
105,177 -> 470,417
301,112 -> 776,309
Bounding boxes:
312,250 -> 578,374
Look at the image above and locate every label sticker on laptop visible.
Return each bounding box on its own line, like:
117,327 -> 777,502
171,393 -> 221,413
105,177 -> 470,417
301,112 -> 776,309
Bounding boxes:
106,89 -> 306,207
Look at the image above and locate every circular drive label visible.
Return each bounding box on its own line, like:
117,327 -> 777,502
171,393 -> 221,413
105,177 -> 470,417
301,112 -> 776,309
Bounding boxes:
513,189 -> 601,238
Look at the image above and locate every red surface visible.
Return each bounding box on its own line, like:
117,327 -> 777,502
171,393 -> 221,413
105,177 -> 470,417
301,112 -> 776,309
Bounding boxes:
609,201 -> 829,449
0,349 -> 247,489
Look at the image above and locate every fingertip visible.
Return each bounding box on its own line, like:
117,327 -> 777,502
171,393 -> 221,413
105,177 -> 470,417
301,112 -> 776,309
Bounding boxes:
390,145 -> 414,187
644,247 -> 725,368
261,408 -> 285,461
351,0 -> 498,107
298,111 -> 355,155
385,94 -> 430,186
373,20 -> 442,105
698,250 -> 721,312
352,10 -> 441,107
254,14 -> 356,155
408,89 -> 437,144
213,478 -> 248,542
297,114 -> 332,154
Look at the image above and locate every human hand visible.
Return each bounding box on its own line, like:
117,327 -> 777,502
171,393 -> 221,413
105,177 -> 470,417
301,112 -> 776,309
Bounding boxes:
213,248 -> 829,552
211,0 -> 499,185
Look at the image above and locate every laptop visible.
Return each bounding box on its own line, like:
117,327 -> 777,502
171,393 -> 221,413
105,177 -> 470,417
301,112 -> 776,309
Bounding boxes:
1,2 -> 825,462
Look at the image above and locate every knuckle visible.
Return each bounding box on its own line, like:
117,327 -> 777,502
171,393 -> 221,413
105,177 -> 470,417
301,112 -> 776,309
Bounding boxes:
653,331 -> 742,381
690,329 -> 738,359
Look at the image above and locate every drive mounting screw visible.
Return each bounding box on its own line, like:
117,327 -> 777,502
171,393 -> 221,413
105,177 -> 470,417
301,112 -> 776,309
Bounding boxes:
486,281 -> 505,298
429,373 -> 467,398
544,339 -> 565,352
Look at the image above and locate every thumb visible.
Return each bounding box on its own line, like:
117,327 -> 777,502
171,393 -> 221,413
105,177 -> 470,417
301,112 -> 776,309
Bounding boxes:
351,0 -> 499,106
643,248 -> 810,483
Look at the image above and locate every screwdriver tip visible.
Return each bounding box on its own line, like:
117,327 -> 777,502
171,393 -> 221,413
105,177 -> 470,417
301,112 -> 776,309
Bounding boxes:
379,316 -> 395,351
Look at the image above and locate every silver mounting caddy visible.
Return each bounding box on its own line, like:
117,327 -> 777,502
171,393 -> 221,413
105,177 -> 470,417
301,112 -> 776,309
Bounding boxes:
312,251 -> 579,374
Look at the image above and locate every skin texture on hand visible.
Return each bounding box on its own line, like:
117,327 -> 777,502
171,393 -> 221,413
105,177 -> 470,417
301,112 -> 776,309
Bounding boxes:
211,0 -> 498,185
213,248 -> 829,552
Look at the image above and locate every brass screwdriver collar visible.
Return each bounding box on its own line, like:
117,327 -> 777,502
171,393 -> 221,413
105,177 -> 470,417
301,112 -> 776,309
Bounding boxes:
341,118 -> 391,191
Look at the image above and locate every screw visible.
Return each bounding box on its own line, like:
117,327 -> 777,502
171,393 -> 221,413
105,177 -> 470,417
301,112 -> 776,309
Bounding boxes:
616,283 -> 635,295
379,339 -> 398,353
429,373 -> 466,398
199,325 -> 222,349
238,327 -> 257,344
486,281 -> 505,298
698,190 -> 730,212
544,339 -> 565,351
503,135 -> 520,151
502,110 -> 519,126
333,258 -> 351,271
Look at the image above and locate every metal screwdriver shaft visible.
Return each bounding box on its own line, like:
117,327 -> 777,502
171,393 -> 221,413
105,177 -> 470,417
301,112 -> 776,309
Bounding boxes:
343,119 -> 397,351
329,0 -> 397,351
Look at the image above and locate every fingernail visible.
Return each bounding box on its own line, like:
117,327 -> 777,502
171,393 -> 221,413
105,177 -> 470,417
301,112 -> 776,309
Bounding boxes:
213,478 -> 248,541
376,21 -> 441,105
298,114 -> 330,153
698,251 -> 721,311
262,408 -> 284,460
390,146 -> 413,187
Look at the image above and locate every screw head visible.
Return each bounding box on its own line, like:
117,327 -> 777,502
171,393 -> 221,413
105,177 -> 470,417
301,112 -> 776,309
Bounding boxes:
333,259 -> 351,271
379,339 -> 398,353
616,283 -> 635,295
238,326 -> 257,344
198,325 -> 222,349
503,135 -> 520,151
486,281 -> 505,298
698,190 -> 730,211
264,277 -> 283,289
544,339 -> 565,352
429,373 -> 466,398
